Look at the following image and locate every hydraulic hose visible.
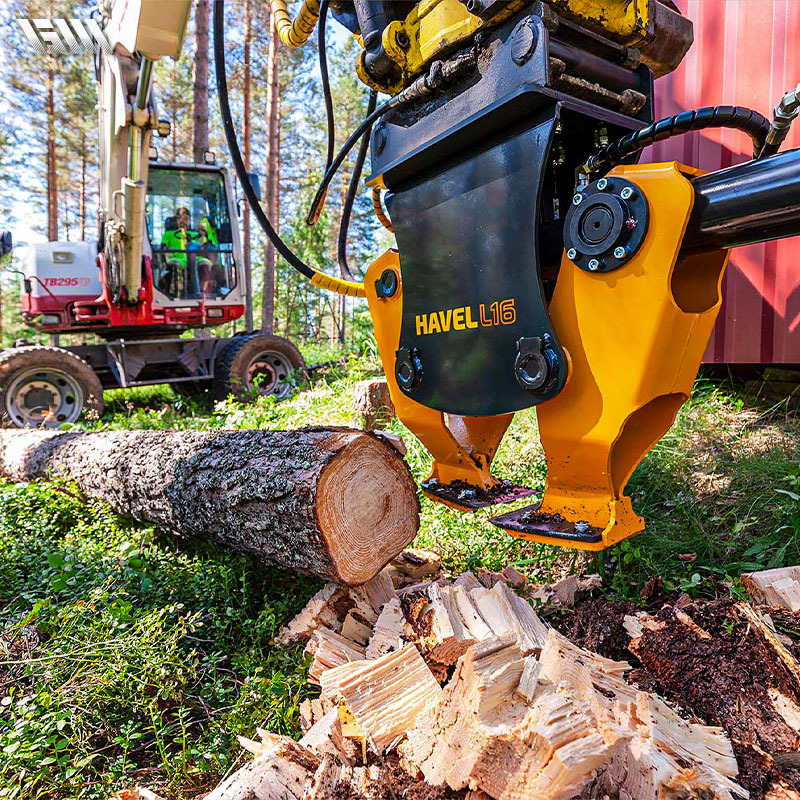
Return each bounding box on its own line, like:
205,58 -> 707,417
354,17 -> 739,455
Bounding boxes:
584,106 -> 771,175
269,0 -> 321,48
319,0 -> 335,172
337,91 -> 378,282
306,0 -> 335,227
213,0 -> 364,298
760,83 -> 800,159
306,97 -> 398,226
372,188 -> 394,233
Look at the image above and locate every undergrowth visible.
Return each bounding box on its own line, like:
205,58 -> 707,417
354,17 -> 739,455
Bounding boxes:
3,346 -> 800,798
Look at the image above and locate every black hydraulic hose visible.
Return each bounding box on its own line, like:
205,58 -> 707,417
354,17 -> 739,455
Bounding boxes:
584,106 -> 771,175
213,0 -> 316,280
306,96 -> 398,226
319,0 -> 335,172
337,90 -> 377,282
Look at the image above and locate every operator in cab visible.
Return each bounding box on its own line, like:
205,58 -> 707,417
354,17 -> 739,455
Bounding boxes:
160,206 -> 203,297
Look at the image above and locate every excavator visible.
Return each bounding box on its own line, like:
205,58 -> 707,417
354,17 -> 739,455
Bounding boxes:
11,0 -> 800,553
2,1 -> 306,428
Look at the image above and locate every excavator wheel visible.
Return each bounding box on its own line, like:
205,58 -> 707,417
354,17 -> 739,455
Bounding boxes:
213,333 -> 307,402
0,346 -> 104,429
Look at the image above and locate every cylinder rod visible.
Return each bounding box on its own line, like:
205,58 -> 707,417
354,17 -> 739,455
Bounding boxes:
682,147 -> 800,254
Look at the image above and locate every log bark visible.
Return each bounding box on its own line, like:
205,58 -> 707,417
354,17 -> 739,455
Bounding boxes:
0,428 -> 419,586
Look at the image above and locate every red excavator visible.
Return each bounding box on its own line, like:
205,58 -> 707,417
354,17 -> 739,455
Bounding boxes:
1,2 -> 304,428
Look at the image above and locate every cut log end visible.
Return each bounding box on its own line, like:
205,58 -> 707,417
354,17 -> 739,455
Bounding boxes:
317,434 -> 420,586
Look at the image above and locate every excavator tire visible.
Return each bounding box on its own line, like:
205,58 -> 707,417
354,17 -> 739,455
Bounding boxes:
0,345 -> 104,428
213,333 -> 307,402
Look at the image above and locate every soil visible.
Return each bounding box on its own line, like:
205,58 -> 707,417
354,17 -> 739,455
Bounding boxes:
557,594 -> 800,799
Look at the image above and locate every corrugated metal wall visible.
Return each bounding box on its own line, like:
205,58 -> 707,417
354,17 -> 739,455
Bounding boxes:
647,0 -> 800,363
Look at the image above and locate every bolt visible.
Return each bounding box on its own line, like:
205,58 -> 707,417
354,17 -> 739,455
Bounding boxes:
572,193 -> 583,206
566,248 -> 577,260
378,268 -> 398,298
465,0 -> 484,14
596,178 -> 608,190
620,186 -> 635,200
613,246 -> 627,260
395,29 -> 410,50
373,122 -> 387,155
587,258 -> 601,271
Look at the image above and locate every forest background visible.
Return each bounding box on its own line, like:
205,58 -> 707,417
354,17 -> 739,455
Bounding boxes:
0,0 -> 390,353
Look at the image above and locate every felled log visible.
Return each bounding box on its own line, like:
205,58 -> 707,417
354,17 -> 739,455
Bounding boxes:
0,428 -> 420,585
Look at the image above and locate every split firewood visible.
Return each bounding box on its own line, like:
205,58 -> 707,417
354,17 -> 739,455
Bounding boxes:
501,565 -> 528,590
0,428 -> 419,585
278,584 -> 353,646
340,609 -> 374,647
299,707 -> 354,766
529,573 -> 602,608
628,600 -> 800,798
306,627 -> 366,684
299,696 -> 335,734
389,548 -> 442,582
348,571 -> 398,625
319,643 -> 442,753
204,736 -> 320,800
742,566 -> 800,612
403,582 -> 476,665
404,635 -> 528,791
365,598 -> 405,659
406,628 -> 743,800
353,379 -> 396,429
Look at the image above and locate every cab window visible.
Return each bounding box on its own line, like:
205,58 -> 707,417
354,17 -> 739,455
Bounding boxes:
146,168 -> 237,301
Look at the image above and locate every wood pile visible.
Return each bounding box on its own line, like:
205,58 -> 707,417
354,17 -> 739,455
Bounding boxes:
206,552 -> 746,800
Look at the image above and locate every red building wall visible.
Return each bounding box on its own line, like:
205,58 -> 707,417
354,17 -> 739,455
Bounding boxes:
647,0 -> 800,363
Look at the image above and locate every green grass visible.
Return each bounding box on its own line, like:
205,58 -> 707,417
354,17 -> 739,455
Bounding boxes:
3,351 -> 800,798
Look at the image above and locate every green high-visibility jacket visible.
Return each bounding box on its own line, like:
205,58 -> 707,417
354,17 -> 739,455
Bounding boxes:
161,228 -> 200,267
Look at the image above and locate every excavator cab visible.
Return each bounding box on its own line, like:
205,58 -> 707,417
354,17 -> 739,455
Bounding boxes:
146,163 -> 239,303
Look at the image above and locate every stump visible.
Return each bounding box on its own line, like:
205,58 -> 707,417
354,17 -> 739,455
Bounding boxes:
353,379 -> 396,430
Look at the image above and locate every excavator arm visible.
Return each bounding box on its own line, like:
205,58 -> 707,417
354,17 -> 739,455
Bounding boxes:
96,0 -> 191,303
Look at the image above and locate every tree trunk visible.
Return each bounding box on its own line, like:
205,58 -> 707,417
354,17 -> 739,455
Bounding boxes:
46,60 -> 58,241
261,19 -> 280,333
80,133 -> 86,241
192,0 -> 210,163
242,0 -> 254,330
0,428 -> 419,586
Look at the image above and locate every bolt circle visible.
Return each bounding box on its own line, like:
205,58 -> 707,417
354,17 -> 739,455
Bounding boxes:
572,193 -> 583,206
596,178 -> 608,190
588,258 -> 601,271
566,248 -> 577,260
620,186 -> 635,200
613,246 -> 627,259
